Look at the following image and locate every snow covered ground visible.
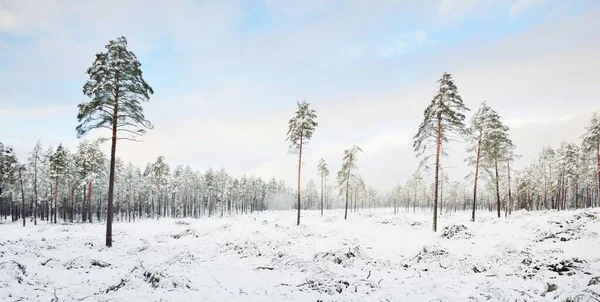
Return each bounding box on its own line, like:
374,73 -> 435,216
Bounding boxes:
1,209 -> 600,301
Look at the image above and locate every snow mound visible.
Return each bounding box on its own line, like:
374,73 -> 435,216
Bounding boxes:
64,256 -> 111,270
441,224 -> 473,239
314,245 -> 363,267
0,261 -> 27,286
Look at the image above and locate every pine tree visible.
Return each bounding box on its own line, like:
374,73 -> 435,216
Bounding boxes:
582,112 -> 600,208
317,158 -> 329,216
337,145 -> 362,220
465,102 -> 493,221
413,72 -> 469,232
286,101 -> 318,226
76,36 -> 154,247
479,110 -> 513,218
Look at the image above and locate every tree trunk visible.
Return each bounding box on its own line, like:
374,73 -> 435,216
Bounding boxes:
54,176 -> 59,224
495,160 -> 501,218
507,162 -> 513,215
106,72 -> 119,248
19,168 -> 26,227
33,159 -> 38,226
156,175 -> 161,220
433,114 -> 442,232
88,180 -> 93,223
471,131 -> 482,221
344,175 -> 350,220
296,132 -> 303,226
596,141 -> 600,208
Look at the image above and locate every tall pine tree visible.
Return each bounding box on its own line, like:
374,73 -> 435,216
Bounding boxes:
479,110 -> 513,218
413,72 -> 469,232
286,101 -> 318,226
337,145 -> 362,220
465,102 -> 503,221
76,36 -> 154,247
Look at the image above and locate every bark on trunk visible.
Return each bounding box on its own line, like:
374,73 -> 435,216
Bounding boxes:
495,159 -> 501,218
19,168 -> 26,227
433,114 -> 442,232
88,180 -> 93,223
106,71 -> 119,248
507,162 -> 513,215
33,159 -> 38,225
344,175 -> 350,220
54,176 -> 59,224
296,132 -> 303,226
472,131 -> 482,221
596,141 -> 600,208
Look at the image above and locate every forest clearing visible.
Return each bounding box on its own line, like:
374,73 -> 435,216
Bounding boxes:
1,209 -> 600,301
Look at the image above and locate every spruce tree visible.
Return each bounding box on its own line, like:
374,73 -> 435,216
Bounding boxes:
317,158 -> 329,216
76,36 -> 154,247
582,112 -> 600,208
336,145 -> 362,220
413,72 -> 469,232
286,101 -> 318,225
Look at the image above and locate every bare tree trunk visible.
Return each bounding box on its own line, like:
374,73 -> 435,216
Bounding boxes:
472,131 -> 482,222
19,168 -> 26,227
106,72 -> 119,248
33,158 -> 38,225
596,141 -> 600,208
495,160 -> 501,218
296,132 -> 303,225
54,176 -> 59,224
433,114 -> 442,232
88,180 -> 93,223
344,175 -> 350,220
507,162 -> 513,215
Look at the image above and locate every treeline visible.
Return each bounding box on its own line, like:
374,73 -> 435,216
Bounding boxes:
0,140 -> 299,225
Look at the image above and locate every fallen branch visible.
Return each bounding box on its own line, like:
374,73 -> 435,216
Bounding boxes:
255,266 -> 274,271
514,289 -> 533,298
366,270 -> 371,279
41,258 -> 56,266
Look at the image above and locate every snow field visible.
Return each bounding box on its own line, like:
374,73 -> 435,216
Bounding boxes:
1,209 -> 600,301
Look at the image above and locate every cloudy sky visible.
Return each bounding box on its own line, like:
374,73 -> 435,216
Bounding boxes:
1,0 -> 599,191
